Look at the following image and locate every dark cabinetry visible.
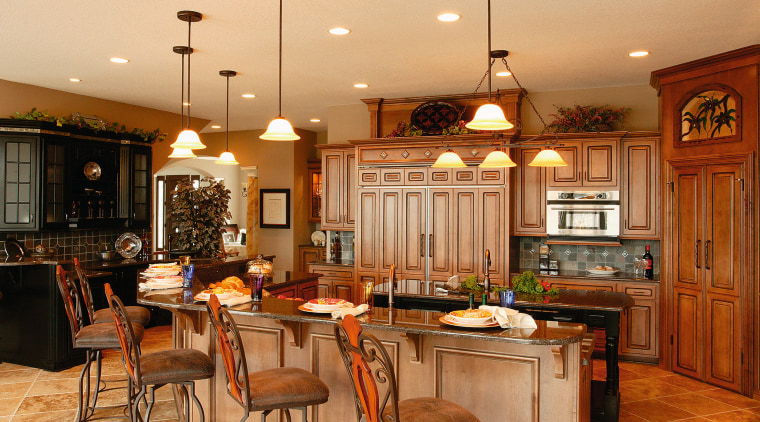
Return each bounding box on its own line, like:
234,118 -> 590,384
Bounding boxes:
0,135 -> 38,230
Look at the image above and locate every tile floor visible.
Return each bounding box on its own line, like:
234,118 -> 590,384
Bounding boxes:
0,325 -> 178,422
3,325 -> 760,422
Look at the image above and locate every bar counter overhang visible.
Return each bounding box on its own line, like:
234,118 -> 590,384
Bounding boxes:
139,283 -> 590,422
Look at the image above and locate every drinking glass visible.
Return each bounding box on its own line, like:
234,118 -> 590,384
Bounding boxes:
359,280 -> 375,309
250,274 -> 265,302
182,264 -> 194,288
499,289 -> 515,308
179,255 -> 191,284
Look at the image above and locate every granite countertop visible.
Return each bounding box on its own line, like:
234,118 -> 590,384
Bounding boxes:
307,259 -> 355,267
138,282 -> 586,346
512,268 -> 660,283
0,256 -> 68,266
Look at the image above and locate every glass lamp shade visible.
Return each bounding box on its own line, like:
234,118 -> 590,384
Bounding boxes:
431,150 -> 467,168
479,149 -> 516,168
465,103 -> 514,131
528,149 -> 568,167
215,150 -> 239,165
168,147 -> 197,158
260,118 -> 300,141
171,129 -> 206,149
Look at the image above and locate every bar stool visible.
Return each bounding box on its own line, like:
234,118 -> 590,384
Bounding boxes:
73,257 -> 151,326
206,294 -> 329,421
105,283 -> 214,422
55,266 -> 146,422
334,314 -> 481,422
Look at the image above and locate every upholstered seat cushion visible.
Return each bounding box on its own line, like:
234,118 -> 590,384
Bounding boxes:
74,322 -> 145,350
248,367 -> 329,411
139,349 -> 215,385
92,306 -> 151,327
384,397 -> 480,422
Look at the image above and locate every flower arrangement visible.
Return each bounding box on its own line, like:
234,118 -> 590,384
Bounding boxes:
169,177 -> 231,258
547,104 -> 629,133
385,120 -> 478,138
511,271 -> 558,295
10,107 -> 166,143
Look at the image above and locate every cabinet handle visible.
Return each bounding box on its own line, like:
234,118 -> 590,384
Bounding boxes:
624,218 -> 628,230
420,234 -> 425,258
429,234 -> 433,258
705,240 -> 711,270
584,170 -> 588,181
695,240 -> 701,269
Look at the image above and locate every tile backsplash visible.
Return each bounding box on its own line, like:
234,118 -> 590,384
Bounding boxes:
327,231 -> 355,262
518,237 -> 660,275
0,229 -> 151,262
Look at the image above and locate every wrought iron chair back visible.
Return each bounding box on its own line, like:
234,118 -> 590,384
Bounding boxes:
55,265 -> 85,343
105,283 -> 142,389
73,258 -> 97,324
206,294 -> 251,411
334,314 -> 400,422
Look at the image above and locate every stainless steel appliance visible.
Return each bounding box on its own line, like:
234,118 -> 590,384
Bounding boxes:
546,190 -> 620,239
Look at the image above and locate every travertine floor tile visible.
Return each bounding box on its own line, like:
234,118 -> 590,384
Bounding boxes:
0,384 -> 31,400
659,374 -> 718,392
10,409 -> 75,422
663,392 -> 739,416
0,398 -> 22,417
620,378 -> 690,399
0,370 -> 38,385
623,398 -> 697,421
699,388 -> 760,409
15,392 -> 79,414
702,410 -> 760,421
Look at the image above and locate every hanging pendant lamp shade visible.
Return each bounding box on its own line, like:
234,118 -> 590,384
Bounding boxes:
260,0 -> 300,141
432,149 -> 467,168
215,151 -> 239,165
528,149 -> 568,167
172,129 -> 205,149
216,70 -> 240,165
170,11 -> 205,150
479,148 -> 516,167
466,104 -> 514,130
169,147 -> 197,158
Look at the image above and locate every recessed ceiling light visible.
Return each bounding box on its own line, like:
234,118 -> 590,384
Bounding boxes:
495,71 -> 511,77
354,83 -> 368,88
629,51 -> 649,57
310,118 -> 321,123
110,57 -> 129,64
69,78 -> 81,82
211,125 -> 221,129
437,13 -> 461,22
242,93 -> 256,98
329,27 -> 351,35
182,102 -> 191,106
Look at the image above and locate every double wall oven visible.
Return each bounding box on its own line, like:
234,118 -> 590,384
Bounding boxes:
546,190 -> 620,241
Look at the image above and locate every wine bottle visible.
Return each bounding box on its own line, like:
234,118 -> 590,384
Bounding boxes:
643,244 -> 654,279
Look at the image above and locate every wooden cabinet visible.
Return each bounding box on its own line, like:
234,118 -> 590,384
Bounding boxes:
548,140 -> 618,187
320,146 -> 355,230
307,159 -> 322,223
307,263 -> 355,302
128,145 -> 152,228
512,147 -> 546,235
621,137 -> 659,238
298,245 -> 326,273
41,136 -> 68,230
0,135 -> 38,230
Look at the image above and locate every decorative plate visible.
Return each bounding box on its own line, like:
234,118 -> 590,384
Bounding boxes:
311,230 -> 326,246
4,238 -> 24,258
115,232 -> 142,258
439,315 -> 500,328
410,101 -> 460,135
83,162 -> 102,180
298,304 -> 339,314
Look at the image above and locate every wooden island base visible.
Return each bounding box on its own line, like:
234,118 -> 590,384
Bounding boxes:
147,293 -> 592,422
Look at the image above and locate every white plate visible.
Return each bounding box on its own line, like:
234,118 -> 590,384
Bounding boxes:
311,231 -> 326,246
440,315 -> 500,328
194,290 -> 243,302
305,298 -> 352,311
587,269 -> 617,276
298,304 -> 335,314
447,309 -> 494,325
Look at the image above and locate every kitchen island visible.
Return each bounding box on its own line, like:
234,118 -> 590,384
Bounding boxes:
139,282 -> 592,422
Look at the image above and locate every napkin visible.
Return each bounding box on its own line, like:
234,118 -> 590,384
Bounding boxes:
139,280 -> 183,291
434,287 -> 449,295
479,305 -> 537,329
331,304 -> 369,319
220,295 -> 253,307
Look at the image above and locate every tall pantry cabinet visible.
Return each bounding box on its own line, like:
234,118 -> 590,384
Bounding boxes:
651,45 -> 759,395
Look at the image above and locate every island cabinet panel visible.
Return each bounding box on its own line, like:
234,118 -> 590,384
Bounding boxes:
621,138 -> 659,238
548,140 -> 618,188
320,147 -> 355,230
513,147 -> 546,235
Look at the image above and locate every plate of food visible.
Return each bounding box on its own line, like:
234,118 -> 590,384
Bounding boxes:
302,298 -> 353,312
194,288 -> 243,302
447,309 -> 494,325
439,314 -> 500,328
587,265 -> 617,276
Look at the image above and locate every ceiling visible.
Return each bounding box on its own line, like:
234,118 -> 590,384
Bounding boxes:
1,1 -> 758,133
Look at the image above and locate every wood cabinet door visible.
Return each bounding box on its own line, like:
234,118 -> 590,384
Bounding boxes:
356,189 -> 379,273
705,292 -> 742,391
299,247 -> 320,273
620,298 -> 657,357
621,139 -> 658,237
317,281 -> 331,298
547,144 -> 581,187
333,281 -> 355,302
321,151 -> 344,228
378,189 -> 401,273
673,287 -> 703,380
452,189 -> 477,276
672,165 -> 704,291
344,152 -> 357,227
0,135 -> 38,230
428,189 -> 453,277
477,188 -> 505,282
400,189 -> 426,276
513,147 -> 546,235
583,141 -> 618,186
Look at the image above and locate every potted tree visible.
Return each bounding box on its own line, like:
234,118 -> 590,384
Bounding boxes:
168,177 -> 231,258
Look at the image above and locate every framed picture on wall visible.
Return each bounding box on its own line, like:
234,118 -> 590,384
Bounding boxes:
260,189 -> 290,229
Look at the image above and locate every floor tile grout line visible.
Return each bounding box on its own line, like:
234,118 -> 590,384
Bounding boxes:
10,368 -> 42,418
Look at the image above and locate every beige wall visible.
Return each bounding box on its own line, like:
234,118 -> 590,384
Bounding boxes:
0,78 -> 209,174
326,84 -> 660,141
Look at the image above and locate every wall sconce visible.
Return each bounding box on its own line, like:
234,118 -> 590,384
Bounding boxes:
241,182 -> 248,198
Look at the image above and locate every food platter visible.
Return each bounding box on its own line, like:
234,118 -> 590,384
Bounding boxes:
587,269 -> 617,276
439,315 -> 500,328
297,304 -> 337,314
306,298 -> 351,311
448,309 -> 494,325
194,288 -> 243,302
115,232 -> 141,258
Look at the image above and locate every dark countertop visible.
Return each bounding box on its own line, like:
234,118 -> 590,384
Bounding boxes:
306,259 -> 355,267
512,268 -> 660,283
374,280 -> 634,312
138,282 -> 587,346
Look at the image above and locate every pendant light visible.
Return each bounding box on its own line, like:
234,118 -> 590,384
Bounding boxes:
168,148 -> 197,158
465,0 -> 513,131
215,70 -> 240,165
260,0 -> 300,141
170,11 -> 206,150
479,148 -> 516,167
528,148 -> 567,167
169,46 -> 197,158
431,149 -> 467,168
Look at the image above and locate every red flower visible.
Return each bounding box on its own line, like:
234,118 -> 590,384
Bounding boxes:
540,281 -> 552,291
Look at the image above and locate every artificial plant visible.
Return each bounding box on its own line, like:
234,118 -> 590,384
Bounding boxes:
169,177 -> 231,257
